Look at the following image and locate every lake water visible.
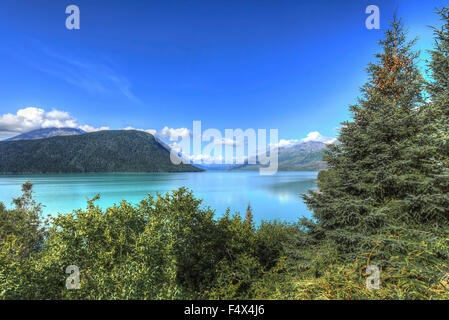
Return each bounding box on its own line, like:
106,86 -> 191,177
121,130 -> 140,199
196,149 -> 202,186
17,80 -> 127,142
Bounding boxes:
0,171 -> 318,223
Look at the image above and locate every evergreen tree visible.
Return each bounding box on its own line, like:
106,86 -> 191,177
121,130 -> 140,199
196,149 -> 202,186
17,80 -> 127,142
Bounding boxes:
428,8 -> 449,101
415,7 -> 449,225
291,14 -> 449,294
244,203 -> 254,227
302,15 -> 427,254
0,182 -> 45,260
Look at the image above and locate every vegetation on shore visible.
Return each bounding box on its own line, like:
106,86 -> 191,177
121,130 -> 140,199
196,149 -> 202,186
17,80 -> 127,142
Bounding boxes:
2,8 -> 449,299
1,182 -> 449,299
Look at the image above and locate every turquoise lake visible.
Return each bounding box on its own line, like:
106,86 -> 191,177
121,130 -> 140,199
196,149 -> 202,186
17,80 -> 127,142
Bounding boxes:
0,171 -> 318,223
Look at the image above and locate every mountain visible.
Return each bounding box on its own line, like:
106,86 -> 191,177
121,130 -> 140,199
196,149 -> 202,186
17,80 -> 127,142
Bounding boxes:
5,127 -> 86,141
230,141 -> 328,171
0,130 -> 202,174
274,141 -> 328,170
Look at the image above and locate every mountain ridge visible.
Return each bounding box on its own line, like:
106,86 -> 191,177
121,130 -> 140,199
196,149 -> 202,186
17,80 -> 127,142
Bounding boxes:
5,127 -> 86,141
0,130 -> 202,174
229,140 -> 328,171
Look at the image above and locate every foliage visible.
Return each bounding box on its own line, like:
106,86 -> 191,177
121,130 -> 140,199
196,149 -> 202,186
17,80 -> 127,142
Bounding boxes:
278,9 -> 449,300
0,181 -> 47,298
254,232 -> 449,300
0,182 -> 46,257
0,184 -> 293,300
301,14 -> 445,259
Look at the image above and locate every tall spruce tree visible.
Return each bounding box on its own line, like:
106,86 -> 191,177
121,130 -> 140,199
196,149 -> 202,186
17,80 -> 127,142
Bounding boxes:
428,8 -> 449,101
416,7 -> 449,226
302,15 -> 427,253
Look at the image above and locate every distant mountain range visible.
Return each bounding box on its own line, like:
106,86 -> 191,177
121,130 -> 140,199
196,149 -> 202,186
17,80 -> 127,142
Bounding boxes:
1,127 -> 331,173
0,130 -> 202,174
5,127 -> 86,141
196,163 -> 235,170
230,141 -> 328,171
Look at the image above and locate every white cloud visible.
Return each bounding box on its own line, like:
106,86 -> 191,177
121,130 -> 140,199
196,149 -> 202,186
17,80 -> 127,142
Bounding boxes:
278,139 -> 300,148
209,137 -> 243,147
268,132 -> 336,149
0,107 -> 110,136
123,126 -> 156,136
79,125 -> 110,133
268,139 -> 300,150
301,131 -> 337,145
159,127 -> 191,141
0,107 -> 78,135
0,107 -> 160,139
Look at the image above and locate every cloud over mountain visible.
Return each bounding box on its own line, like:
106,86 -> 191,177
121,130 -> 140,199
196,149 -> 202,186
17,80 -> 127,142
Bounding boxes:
301,131 -> 336,144
0,107 -> 79,135
79,125 -> 111,133
0,107 -> 159,138
123,126 -> 157,136
159,126 -> 191,141
270,132 -> 336,149
0,108 -> 337,163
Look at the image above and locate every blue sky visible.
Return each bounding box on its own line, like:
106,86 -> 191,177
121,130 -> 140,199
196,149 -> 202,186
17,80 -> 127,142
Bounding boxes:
0,0 -> 446,144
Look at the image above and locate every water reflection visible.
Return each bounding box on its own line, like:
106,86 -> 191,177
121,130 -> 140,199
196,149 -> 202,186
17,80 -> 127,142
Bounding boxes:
265,179 -> 317,202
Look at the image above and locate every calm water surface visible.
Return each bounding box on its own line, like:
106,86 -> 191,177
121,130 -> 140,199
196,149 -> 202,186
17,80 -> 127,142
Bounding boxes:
0,171 -> 318,223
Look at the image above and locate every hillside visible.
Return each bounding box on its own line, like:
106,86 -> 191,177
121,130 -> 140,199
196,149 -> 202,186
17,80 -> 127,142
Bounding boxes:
5,127 -> 86,141
0,130 -> 202,174
273,141 -> 328,170
231,141 -> 328,171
